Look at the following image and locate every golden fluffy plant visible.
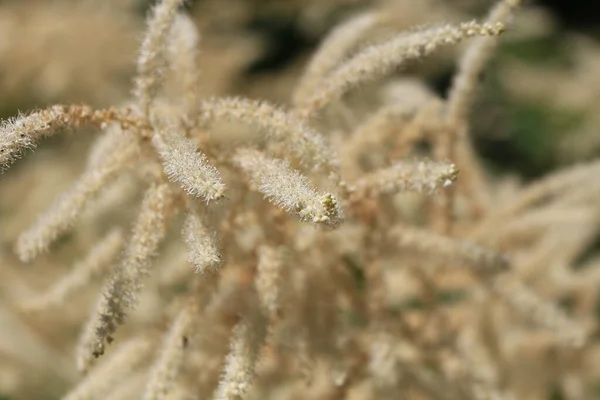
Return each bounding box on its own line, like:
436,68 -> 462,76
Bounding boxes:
1,0 -> 600,399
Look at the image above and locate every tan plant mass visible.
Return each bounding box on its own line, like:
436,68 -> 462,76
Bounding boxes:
1,0 -> 599,399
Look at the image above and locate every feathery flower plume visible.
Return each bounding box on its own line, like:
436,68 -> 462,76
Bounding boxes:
341,86 -> 442,177
446,0 -> 522,127
143,302 -> 196,400
435,0 -> 522,232
391,226 -> 510,274
182,209 -> 221,273
167,13 -> 201,122
341,105 -> 414,178
255,245 -> 283,316
200,97 -> 338,175
233,149 -> 343,227
66,337 -> 152,400
213,317 -> 266,400
86,122 -> 133,169
22,229 -> 124,312
134,0 -> 185,117
80,183 -> 175,366
350,159 -> 458,198
152,126 -> 225,201
0,105 -> 104,172
297,21 -> 505,119
16,133 -> 138,262
293,11 -> 385,106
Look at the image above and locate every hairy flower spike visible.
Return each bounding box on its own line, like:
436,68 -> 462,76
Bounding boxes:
68,337 -> 152,398
255,245 -> 283,316
0,105 -> 101,172
213,317 -> 266,400
293,11 -> 385,106
297,21 -> 505,119
152,127 -> 225,201
143,303 -> 196,400
351,159 -> 458,198
447,0 -> 521,126
134,0 -> 185,117
22,229 -> 124,312
82,183 -> 175,365
167,13 -> 201,122
182,209 -> 222,273
391,225 -> 510,274
200,97 -> 339,176
233,149 -> 343,227
438,1 -> 522,227
16,132 -> 138,262
2,1 -> 593,397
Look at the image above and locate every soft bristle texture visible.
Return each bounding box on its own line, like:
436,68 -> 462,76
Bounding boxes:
1,1 -> 599,399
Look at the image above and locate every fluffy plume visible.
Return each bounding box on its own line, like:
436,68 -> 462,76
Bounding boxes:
22,229 -> 124,312
233,148 -> 343,227
79,183 -> 175,367
134,0 -> 185,116
213,317 -> 266,400
142,302 -> 196,400
297,21 -> 505,118
0,105 -> 103,172
152,126 -> 225,202
182,209 -> 221,273
200,97 -> 339,175
293,11 -> 385,106
351,159 -> 459,198
67,337 -> 152,400
255,245 -> 283,316
167,13 -> 201,121
446,0 -> 522,127
16,133 -> 138,262
391,225 -> 510,274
